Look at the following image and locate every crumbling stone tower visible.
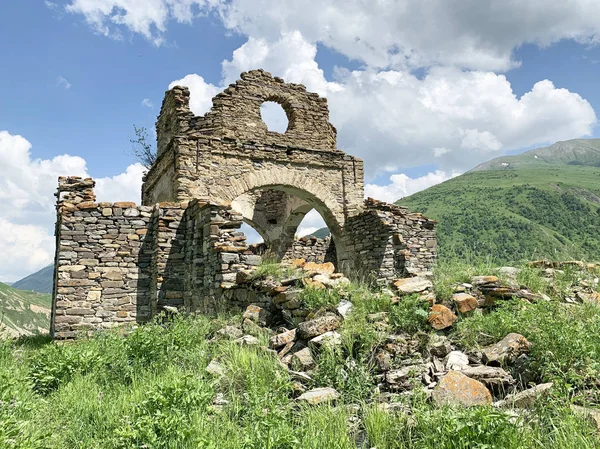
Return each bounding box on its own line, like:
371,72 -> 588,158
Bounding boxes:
51,69 -> 436,339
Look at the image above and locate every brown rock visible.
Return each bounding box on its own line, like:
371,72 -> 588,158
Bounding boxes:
292,347 -> 315,370
495,382 -> 553,408
302,262 -> 335,275
482,333 -> 531,365
428,304 -> 457,330
270,329 -> 297,348
471,275 -> 500,286
290,258 -> 306,268
394,277 -> 433,295
432,370 -> 492,407
297,314 -> 342,339
453,293 -> 478,313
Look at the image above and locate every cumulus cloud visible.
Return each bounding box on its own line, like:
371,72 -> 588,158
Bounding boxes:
169,74 -> 220,115
66,0 -> 600,71
221,0 -> 600,72
65,0 -> 222,45
0,131 -> 144,282
141,98 -> 154,108
365,170 -> 461,203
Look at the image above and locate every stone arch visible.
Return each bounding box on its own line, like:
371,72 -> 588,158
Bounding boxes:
215,168 -> 345,238
219,168 -> 348,267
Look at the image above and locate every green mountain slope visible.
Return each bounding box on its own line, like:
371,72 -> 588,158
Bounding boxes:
0,282 -> 51,337
12,264 -> 54,294
397,140 -> 600,263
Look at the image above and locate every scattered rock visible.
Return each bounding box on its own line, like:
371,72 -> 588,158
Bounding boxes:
453,293 -> 478,313
482,333 -> 531,365
494,383 -> 553,408
471,275 -> 500,286
297,314 -> 342,339
571,405 -> 600,433
270,329 -> 297,349
460,365 -> 515,390
206,359 -> 225,377
445,351 -> 470,371
432,370 -> 492,407
242,304 -> 270,326
292,347 -> 315,370
336,300 -> 353,318
428,304 -> 457,330
386,364 -> 430,390
235,335 -> 260,346
303,262 -> 335,275
297,387 -> 339,405
309,331 -> 342,350
394,277 -> 433,295
216,325 -> 243,340
428,335 -> 452,358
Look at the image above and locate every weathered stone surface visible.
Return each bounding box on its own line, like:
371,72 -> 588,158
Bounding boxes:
445,351 -> 470,371
303,262 -> 335,275
571,405 -> 600,433
297,314 -> 342,339
428,304 -> 458,330
482,333 -> 531,365
432,371 -> 492,407
494,383 -> 553,408
235,335 -> 260,346
309,331 -> 342,350
242,304 -> 270,326
206,359 -> 225,377
453,293 -> 478,313
292,347 -> 315,370
270,329 -> 297,349
394,277 -> 433,294
429,335 -> 452,358
297,387 -> 339,404
460,365 -> 515,389
471,275 -> 500,286
386,364 -> 430,390
216,325 -> 244,340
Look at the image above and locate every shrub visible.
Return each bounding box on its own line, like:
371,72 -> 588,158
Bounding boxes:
388,294 -> 430,334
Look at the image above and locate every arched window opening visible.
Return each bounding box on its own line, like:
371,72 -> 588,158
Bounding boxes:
260,101 -> 289,133
240,222 -> 264,245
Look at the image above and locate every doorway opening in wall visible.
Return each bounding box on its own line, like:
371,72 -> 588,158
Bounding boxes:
260,101 -> 289,133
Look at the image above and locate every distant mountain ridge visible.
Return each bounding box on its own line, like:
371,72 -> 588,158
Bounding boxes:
13,265 -> 54,294
398,138 -> 600,263
472,138 -> 600,171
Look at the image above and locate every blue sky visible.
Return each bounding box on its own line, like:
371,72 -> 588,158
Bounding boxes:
0,0 -> 599,281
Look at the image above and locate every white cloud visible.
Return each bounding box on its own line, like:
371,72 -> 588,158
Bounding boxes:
141,98 -> 154,108
365,170 -> 461,203
169,74 -> 219,115
0,131 -> 144,282
221,0 -> 600,72
297,209 -> 327,237
57,76 -> 71,89
65,0 -> 222,45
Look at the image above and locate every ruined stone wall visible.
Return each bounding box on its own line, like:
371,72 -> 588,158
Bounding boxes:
344,199 -> 436,283
282,236 -> 336,265
52,177 -> 154,339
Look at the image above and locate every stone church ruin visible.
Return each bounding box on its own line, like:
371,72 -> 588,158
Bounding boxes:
51,69 -> 436,339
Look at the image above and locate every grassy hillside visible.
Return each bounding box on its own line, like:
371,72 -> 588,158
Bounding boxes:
1,260 -> 600,448
12,265 -> 54,294
0,282 -> 51,337
398,146 -> 600,263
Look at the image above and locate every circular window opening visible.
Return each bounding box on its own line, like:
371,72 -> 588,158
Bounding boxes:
260,101 -> 289,133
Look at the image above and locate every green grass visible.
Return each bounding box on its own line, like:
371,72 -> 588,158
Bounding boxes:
0,282 -> 51,337
2,261 -> 600,448
397,165 -> 600,264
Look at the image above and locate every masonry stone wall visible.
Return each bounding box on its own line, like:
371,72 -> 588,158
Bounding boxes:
52,177 -> 154,339
282,236 -> 337,265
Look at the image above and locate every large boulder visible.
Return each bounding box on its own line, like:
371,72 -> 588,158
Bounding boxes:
432,370 -> 492,407
297,314 -> 342,339
482,333 -> 531,365
428,304 -> 458,330
394,277 -> 433,295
